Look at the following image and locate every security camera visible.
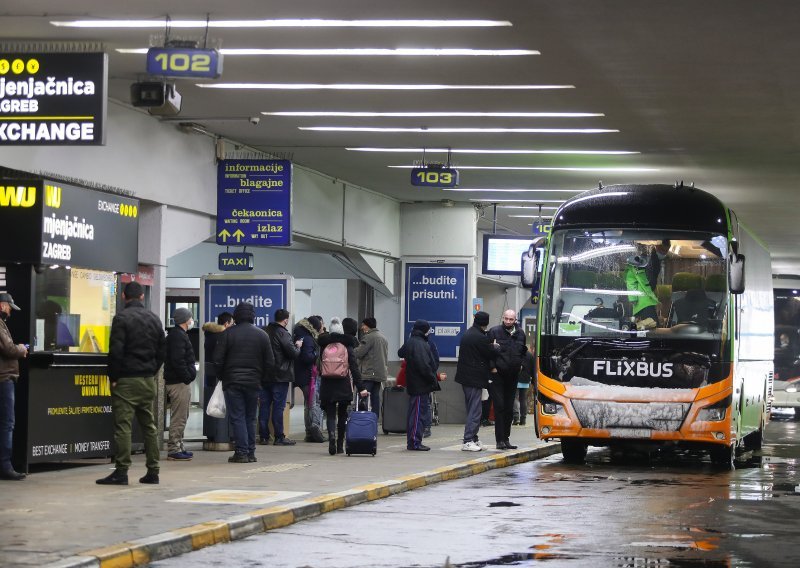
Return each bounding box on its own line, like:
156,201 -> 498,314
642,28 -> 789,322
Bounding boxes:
249,117 -> 260,125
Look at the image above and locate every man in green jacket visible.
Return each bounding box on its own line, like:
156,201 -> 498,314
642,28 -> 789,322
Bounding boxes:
354,317 -> 388,421
625,254 -> 659,329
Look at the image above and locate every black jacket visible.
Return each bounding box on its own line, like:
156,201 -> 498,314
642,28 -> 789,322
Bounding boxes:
202,322 -> 225,388
455,324 -> 497,389
164,326 -> 196,385
213,322 -> 274,392
398,330 -> 440,397
265,321 -> 300,383
487,323 -> 528,378
292,320 -> 319,388
517,350 -> 535,385
108,300 -> 166,382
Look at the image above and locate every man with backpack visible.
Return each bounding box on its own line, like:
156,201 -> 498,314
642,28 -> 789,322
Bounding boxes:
262,309 -> 300,446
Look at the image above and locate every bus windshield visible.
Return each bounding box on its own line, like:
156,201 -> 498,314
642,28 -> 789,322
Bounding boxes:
542,229 -> 728,340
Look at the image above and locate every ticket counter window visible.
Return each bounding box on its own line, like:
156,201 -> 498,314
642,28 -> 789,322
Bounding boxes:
34,267 -> 117,353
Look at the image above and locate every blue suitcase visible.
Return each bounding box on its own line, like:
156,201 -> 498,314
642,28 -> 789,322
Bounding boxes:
345,396 -> 378,456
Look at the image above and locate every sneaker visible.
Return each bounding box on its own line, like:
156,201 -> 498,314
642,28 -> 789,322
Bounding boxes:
228,453 -> 249,463
408,444 -> 431,451
474,440 -> 486,450
273,437 -> 296,446
247,455 -> 257,463
139,471 -> 159,484
461,441 -> 482,452
167,452 -> 192,461
258,438 -> 271,445
96,470 -> 128,485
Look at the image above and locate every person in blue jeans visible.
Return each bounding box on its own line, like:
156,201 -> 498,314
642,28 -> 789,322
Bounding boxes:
398,320 -> 440,451
260,309 -> 300,445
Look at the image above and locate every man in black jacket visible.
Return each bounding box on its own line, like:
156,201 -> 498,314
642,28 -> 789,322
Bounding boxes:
261,308 -> 300,446
214,302 -> 275,463
398,320 -> 439,451
487,309 -> 528,450
164,307 -> 196,461
201,311 -> 233,442
455,311 -> 498,452
97,282 -> 166,486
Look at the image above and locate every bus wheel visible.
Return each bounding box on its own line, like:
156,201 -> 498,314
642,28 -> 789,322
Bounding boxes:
561,439 -> 588,464
709,444 -> 735,469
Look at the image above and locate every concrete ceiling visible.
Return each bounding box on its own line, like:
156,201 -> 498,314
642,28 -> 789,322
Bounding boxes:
4,1 -> 800,272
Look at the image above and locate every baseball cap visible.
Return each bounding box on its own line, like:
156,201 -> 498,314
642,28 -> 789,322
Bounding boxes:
0,293 -> 20,310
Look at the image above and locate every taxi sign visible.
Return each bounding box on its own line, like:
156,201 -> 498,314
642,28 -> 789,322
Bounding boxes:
218,252 -> 254,271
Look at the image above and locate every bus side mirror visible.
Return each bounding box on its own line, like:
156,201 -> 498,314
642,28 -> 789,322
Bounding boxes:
729,242 -> 745,294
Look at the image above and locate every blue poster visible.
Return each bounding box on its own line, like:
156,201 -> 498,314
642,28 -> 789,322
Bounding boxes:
404,263 -> 468,359
216,159 -> 292,246
202,276 -> 291,329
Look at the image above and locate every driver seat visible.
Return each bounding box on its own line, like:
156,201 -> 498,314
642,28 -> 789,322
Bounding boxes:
672,288 -> 716,325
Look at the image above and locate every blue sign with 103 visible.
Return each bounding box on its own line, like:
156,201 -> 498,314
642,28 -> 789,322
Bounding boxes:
216,159 -> 292,246
404,263 -> 468,359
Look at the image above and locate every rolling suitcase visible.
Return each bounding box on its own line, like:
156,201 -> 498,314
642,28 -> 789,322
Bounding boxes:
382,385 -> 408,435
345,395 -> 378,456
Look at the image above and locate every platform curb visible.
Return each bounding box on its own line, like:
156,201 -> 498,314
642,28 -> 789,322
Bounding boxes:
50,442 -> 561,568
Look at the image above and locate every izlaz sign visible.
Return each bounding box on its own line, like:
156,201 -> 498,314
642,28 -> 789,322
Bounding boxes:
0,52 -> 108,145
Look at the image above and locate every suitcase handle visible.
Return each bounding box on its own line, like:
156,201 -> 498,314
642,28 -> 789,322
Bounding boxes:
353,386 -> 371,412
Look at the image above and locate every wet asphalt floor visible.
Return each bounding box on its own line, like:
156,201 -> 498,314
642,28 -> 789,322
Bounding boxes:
152,413 -> 800,568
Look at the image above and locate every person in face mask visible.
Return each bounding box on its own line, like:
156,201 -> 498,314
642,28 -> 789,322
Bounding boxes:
0,293 -> 28,480
164,307 -> 197,461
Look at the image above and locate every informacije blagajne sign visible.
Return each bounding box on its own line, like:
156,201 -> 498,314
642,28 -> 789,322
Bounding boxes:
0,53 -> 108,145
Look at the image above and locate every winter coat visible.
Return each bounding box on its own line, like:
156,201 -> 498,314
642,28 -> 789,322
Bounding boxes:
265,321 -> 299,383
455,324 -> 498,389
318,332 -> 363,405
108,300 -> 166,382
487,323 -> 528,379
0,318 -> 26,382
202,322 -> 225,388
354,328 -> 389,382
214,318 -> 274,392
164,326 -> 196,385
292,319 -> 319,388
625,265 -> 658,316
398,330 -> 440,397
517,350 -> 535,386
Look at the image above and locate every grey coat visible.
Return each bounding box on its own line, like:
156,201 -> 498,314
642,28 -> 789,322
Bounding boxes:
354,328 -> 389,382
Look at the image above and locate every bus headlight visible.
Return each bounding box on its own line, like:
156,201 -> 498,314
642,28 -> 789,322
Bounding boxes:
786,386 -> 798,393
538,393 -> 566,416
698,406 -> 726,422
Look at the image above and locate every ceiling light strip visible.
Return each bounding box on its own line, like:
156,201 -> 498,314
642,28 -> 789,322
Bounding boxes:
390,165 -> 658,172
442,188 -> 584,193
304,127 -> 614,133
199,83 -> 574,90
271,112 -> 603,118
54,19 -> 513,29
347,147 -> 636,154
117,48 -> 538,56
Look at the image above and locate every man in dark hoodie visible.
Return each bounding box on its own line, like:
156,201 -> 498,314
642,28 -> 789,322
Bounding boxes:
487,309 -> 528,450
214,302 -> 275,463
202,311 -> 233,442
97,282 -> 166,485
455,311 -> 498,452
293,315 -> 325,443
261,308 -> 300,446
398,319 -> 440,452
164,307 -> 196,461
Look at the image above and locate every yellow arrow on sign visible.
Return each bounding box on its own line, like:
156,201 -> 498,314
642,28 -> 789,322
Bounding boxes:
233,229 -> 245,242
218,229 -> 231,242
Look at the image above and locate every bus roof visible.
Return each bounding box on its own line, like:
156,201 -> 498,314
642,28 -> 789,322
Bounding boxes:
552,184 -> 728,233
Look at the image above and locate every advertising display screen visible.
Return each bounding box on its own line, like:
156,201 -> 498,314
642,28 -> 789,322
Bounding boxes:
481,234 -> 537,276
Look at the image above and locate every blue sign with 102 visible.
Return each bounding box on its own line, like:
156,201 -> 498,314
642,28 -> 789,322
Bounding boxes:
404,263 -> 468,359
216,159 -> 292,246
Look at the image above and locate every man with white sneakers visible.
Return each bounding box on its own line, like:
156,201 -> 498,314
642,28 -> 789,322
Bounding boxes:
455,311 -> 499,452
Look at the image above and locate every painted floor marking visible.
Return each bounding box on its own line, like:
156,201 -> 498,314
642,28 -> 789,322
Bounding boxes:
169,490 -> 309,505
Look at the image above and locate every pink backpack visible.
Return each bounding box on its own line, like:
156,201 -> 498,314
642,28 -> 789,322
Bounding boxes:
320,342 -> 349,378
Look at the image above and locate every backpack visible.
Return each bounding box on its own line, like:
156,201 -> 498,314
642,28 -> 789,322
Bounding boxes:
320,342 -> 349,378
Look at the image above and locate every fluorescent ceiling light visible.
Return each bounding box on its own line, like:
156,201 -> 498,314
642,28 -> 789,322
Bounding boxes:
347,147 -> 636,155
391,166 -> 658,172
117,48 -> 538,56
497,202 -> 565,206
199,83 -> 574,91
270,112 -> 601,118
54,19 -> 512,29
507,210 -> 561,215
442,188 -> 584,193
304,127 -> 614,133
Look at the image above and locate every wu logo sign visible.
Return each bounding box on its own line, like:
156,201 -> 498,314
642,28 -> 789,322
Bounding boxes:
45,185 -> 62,208
0,185 -> 36,208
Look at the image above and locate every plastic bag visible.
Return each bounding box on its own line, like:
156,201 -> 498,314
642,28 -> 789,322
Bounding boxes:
206,381 -> 226,418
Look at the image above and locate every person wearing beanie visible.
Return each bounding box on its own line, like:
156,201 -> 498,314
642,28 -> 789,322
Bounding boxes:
454,311 -> 499,452
97,281 -> 165,486
293,316 -> 326,443
487,310 -> 528,450
354,316 -> 389,422
398,319 -> 440,451
213,302 -> 275,463
164,307 -> 197,461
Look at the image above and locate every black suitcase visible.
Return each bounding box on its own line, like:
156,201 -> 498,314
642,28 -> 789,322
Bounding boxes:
345,396 -> 378,456
382,385 -> 408,434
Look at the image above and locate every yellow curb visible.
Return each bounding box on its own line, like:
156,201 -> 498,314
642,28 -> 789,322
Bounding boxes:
305,494 -> 348,512
79,544 -> 134,568
173,521 -> 231,550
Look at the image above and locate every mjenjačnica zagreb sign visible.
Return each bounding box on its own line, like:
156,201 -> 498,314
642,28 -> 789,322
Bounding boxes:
0,52 -> 107,145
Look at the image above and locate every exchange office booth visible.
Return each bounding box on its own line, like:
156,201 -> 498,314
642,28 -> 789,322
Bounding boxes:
0,170 -> 140,473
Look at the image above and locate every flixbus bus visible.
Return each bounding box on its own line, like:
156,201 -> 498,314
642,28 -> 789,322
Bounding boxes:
534,184 -> 773,467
